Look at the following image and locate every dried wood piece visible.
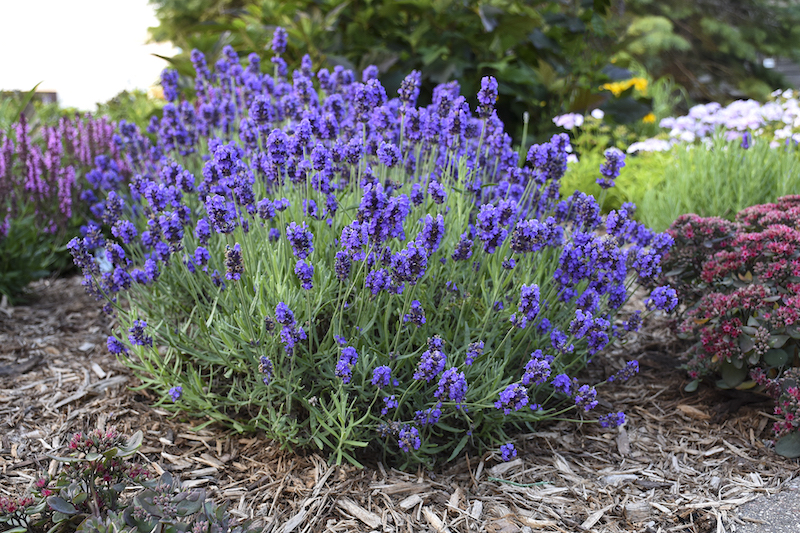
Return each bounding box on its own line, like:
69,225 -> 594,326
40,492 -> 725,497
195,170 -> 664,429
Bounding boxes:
581,504 -> 614,529
624,501 -> 651,523
398,494 -> 423,511
422,506 -> 450,533
677,404 -> 711,420
337,498 -> 382,529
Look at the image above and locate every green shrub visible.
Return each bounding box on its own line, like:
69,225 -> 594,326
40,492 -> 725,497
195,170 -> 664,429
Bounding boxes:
639,133 -> 800,231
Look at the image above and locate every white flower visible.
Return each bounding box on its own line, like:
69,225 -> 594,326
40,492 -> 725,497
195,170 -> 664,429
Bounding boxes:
590,109 -> 605,120
552,113 -> 584,130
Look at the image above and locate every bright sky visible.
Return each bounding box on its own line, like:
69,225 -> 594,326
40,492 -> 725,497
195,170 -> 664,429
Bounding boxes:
0,0 -> 178,111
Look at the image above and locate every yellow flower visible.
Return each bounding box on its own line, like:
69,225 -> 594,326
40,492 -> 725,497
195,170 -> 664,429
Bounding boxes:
632,77 -> 648,93
600,77 -> 648,97
642,113 -> 656,124
147,85 -> 165,101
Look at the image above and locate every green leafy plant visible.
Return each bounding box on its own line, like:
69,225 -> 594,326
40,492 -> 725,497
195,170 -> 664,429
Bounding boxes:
612,0 -> 800,103
639,133 -> 800,231
0,204 -> 58,303
95,90 -> 165,130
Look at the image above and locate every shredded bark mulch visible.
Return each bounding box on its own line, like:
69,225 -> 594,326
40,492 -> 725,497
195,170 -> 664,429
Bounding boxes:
1,276 -> 797,533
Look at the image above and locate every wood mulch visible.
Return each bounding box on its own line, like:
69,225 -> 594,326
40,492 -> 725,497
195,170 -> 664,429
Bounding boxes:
1,276 -> 798,533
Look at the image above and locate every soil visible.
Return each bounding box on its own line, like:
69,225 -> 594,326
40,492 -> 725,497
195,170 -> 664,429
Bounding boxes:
1,275 -> 798,533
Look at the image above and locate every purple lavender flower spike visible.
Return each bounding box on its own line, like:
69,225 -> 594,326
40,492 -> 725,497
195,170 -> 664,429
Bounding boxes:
597,147 -> 626,189
499,442 -> 517,461
522,350 -> 552,386
372,365 -> 397,389
225,243 -> 243,281
272,27 -> 288,54
434,367 -> 468,408
608,361 -> 639,382
335,346 -> 359,384
403,300 -> 426,326
599,411 -> 626,428
465,341 -> 484,365
128,320 -> 153,347
286,221 -> 314,259
494,383 -> 529,414
646,286 -> 678,312
398,426 -> 421,452
294,260 -> 314,290
168,386 -> 183,402
259,356 -> 274,385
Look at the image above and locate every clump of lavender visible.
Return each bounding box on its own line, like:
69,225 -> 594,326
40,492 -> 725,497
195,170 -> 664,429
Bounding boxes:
70,33 -> 668,467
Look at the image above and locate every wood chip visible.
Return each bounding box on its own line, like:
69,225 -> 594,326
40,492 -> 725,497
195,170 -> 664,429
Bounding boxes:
422,506 -> 450,533
677,404 -> 711,420
624,501 -> 651,523
582,504 -> 614,529
337,498 -> 381,529
398,494 -> 423,511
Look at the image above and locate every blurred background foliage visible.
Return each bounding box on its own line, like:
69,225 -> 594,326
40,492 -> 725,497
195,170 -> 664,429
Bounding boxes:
143,0 -> 800,140
614,0 -> 800,103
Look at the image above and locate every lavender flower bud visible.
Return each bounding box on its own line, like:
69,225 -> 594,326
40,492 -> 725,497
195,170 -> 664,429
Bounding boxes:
225,243 -> 243,281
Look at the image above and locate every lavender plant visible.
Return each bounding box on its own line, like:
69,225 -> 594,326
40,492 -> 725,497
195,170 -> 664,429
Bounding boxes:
0,112 -> 131,302
69,32 -> 673,467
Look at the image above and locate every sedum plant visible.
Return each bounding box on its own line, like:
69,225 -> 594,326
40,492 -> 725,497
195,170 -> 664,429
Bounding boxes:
660,197 -> 800,455
69,31 -> 674,467
0,429 -> 258,533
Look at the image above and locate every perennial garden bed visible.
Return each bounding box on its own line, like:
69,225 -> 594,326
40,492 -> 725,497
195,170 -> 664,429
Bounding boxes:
1,275 -> 796,533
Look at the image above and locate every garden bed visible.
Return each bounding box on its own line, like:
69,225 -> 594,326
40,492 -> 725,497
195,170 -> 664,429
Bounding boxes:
1,275 -> 797,533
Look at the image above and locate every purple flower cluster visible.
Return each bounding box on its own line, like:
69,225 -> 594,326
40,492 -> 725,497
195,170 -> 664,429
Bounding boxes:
647,286 -> 679,312
413,336 -> 446,381
434,367 -> 468,408
335,346 -> 359,383
128,319 -> 153,347
398,426 -> 421,452
522,350 -> 552,386
372,365 -> 397,389
510,284 -> 540,329
294,260 -> 314,290
598,411 -> 626,428
597,148 -> 626,189
465,340 -> 484,366
168,386 -> 183,402
403,300 -> 426,326
608,361 -> 639,382
494,383 -> 529,415
499,442 -> 517,461
225,243 -> 243,281
275,302 -> 306,356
